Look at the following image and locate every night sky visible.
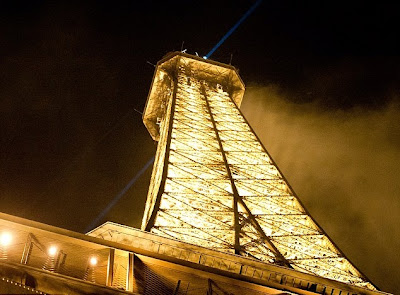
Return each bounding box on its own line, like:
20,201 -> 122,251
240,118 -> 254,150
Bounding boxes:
1,1 -> 399,293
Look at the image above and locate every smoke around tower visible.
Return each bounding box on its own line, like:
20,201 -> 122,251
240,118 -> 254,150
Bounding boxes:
242,84 -> 400,291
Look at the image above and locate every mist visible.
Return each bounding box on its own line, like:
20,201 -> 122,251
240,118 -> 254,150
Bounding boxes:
241,85 -> 400,293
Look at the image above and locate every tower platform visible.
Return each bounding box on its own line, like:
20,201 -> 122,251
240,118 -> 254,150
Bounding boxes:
0,212 -> 391,295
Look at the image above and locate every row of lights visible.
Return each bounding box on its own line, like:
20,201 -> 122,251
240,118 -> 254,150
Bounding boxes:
1,231 -> 98,282
47,246 -> 98,264
1,231 -> 98,264
1,277 -> 45,294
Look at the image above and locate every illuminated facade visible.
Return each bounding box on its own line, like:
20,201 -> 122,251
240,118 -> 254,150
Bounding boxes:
1,213 -> 385,295
142,52 -> 376,290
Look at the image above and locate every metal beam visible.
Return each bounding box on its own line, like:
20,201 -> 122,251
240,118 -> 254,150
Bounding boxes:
106,248 -> 115,287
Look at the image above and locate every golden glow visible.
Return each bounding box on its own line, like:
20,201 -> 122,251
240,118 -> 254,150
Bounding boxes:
0,232 -> 12,247
48,246 -> 58,257
141,53 -> 376,290
89,256 -> 98,266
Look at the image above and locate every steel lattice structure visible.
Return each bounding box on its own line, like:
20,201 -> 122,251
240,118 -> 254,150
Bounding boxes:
141,52 -> 376,290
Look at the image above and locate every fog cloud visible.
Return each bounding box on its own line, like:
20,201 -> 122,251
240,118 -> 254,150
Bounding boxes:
241,85 -> 400,293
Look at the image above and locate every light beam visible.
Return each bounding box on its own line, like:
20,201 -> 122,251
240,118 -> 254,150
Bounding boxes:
85,156 -> 155,232
205,0 -> 262,58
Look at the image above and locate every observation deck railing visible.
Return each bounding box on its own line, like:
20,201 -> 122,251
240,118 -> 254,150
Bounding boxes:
0,215 -> 390,295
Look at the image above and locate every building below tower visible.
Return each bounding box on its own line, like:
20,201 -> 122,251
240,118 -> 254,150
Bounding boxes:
0,212 -> 391,295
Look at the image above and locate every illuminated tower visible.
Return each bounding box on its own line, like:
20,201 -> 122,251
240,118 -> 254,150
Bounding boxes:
141,52 -> 376,290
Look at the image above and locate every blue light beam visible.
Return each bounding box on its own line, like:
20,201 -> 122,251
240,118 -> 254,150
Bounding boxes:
85,1 -> 262,233
205,0 -> 263,59
85,156 -> 155,232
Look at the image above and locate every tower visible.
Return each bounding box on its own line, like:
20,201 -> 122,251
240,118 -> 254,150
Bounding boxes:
141,52 -> 376,290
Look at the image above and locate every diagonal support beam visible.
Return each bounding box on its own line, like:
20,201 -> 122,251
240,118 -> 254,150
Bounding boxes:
144,73 -> 178,231
200,83 -> 241,254
200,83 -> 288,266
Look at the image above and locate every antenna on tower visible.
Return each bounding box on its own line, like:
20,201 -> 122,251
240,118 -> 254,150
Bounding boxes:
146,61 -> 156,68
133,108 -> 143,115
229,53 -> 233,65
180,41 -> 185,52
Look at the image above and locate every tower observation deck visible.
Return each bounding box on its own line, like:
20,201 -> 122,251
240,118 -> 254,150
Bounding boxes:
141,52 -> 376,290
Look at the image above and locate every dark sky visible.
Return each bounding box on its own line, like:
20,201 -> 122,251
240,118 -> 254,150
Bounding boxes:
1,1 -> 399,293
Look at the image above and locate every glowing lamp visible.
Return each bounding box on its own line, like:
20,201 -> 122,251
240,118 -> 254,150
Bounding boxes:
89,256 -> 98,266
48,246 -> 58,257
0,232 -> 12,247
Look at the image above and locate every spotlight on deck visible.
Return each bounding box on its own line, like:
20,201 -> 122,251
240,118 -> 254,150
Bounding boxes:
43,245 -> 59,272
0,232 -> 12,247
48,246 -> 58,257
89,256 -> 98,266
84,256 -> 98,282
0,232 -> 12,260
